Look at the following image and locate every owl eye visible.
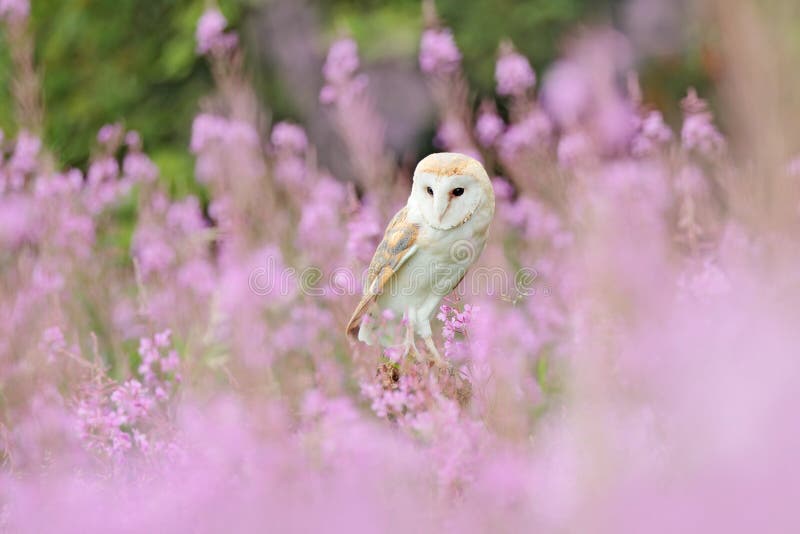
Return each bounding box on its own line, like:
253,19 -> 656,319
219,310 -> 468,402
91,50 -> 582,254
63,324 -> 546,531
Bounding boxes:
452,187 -> 465,197
426,186 -> 434,196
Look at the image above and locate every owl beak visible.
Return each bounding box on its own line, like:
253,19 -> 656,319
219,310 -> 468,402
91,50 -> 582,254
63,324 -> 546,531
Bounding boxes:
434,195 -> 450,224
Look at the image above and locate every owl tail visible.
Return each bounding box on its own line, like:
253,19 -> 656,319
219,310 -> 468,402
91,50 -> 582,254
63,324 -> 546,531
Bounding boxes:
346,296 -> 373,341
345,317 -> 360,340
346,317 -> 376,345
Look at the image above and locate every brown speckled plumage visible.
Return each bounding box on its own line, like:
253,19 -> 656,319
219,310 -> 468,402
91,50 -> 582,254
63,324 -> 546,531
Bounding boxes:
346,206 -> 419,338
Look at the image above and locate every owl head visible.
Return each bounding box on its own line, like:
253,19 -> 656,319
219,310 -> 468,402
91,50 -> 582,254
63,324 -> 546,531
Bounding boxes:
410,152 -> 495,230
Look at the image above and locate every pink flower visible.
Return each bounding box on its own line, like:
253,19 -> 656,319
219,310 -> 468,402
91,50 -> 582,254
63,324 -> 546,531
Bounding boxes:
419,28 -> 461,75
492,177 -> 514,202
498,109 -> 553,159
680,88 -> 725,155
347,202 -> 383,265
195,8 -> 237,55
0,0 -> 29,23
438,303 -> 478,361
110,380 -> 154,424
97,123 -> 123,146
123,152 -> 158,182
125,130 -> 142,149
320,39 -> 366,105
270,121 -> 307,153
223,119 -> 259,148
166,195 -> 206,234
557,130 -> 593,168
296,177 -> 348,262
132,226 -> 175,278
681,113 -> 725,155
318,85 -> 337,105
0,195 -> 36,247
475,110 -> 505,147
177,258 -> 216,296
435,118 -> 470,150
641,110 -> 673,143
86,157 -> 119,185
541,60 -> 591,128
495,50 -> 536,96
39,326 -> 67,362
631,110 -> 673,156
8,131 -> 40,177
322,38 -> 360,85
273,157 -> 306,189
190,113 -> 227,153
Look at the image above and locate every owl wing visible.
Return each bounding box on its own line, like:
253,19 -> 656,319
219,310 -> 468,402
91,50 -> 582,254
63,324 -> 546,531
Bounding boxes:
346,206 -> 419,339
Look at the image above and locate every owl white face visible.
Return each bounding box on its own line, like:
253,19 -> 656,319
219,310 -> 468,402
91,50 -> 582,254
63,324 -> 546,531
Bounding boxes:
411,171 -> 485,230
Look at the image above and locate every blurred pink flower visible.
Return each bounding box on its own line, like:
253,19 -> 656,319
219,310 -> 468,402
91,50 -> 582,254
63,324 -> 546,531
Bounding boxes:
347,201 -> 383,265
631,110 -> 673,156
7,131 -> 40,188
419,28 -> 461,75
195,8 -> 237,55
123,152 -> 158,182
86,156 -> 119,185
270,121 -> 308,153
273,156 -> 306,190
0,195 -> 36,247
491,177 -> 514,202
97,123 -> 123,146
681,89 -> 725,155
0,0 -> 29,22
132,226 -> 176,278
125,130 -> 142,149
190,113 -> 226,153
320,39 -> 369,106
166,195 -> 206,235
504,196 -> 567,244
435,118 -> 471,150
322,38 -> 360,85
541,61 -> 591,128
557,130 -> 593,168
495,49 -> 536,96
499,109 -> 553,159
177,258 -> 216,296
591,97 -> 638,155
297,176 -> 348,262
475,109 -> 505,147
39,326 -> 67,362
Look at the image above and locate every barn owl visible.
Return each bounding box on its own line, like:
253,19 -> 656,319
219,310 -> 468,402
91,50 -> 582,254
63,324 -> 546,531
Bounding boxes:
346,152 -> 495,365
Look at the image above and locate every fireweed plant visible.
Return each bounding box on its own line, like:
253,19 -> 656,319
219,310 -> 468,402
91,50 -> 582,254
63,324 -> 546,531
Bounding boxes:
2,2 -> 800,532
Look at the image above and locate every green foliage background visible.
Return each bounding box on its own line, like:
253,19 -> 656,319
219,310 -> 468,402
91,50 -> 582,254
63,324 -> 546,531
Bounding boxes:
0,0 -> 709,187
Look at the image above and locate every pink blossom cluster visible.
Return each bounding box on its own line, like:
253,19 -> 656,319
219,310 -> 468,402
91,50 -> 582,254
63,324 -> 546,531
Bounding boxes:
76,331 -> 181,460
0,0 -> 29,24
475,107 -> 505,147
195,8 -> 237,55
495,47 -> 536,96
419,28 -> 462,75
680,88 -> 726,155
437,302 -> 477,361
319,38 -> 367,105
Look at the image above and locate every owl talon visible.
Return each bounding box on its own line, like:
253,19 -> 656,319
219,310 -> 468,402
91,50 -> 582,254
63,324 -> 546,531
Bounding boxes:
423,336 -> 449,368
408,342 -> 423,362
402,321 -> 423,362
